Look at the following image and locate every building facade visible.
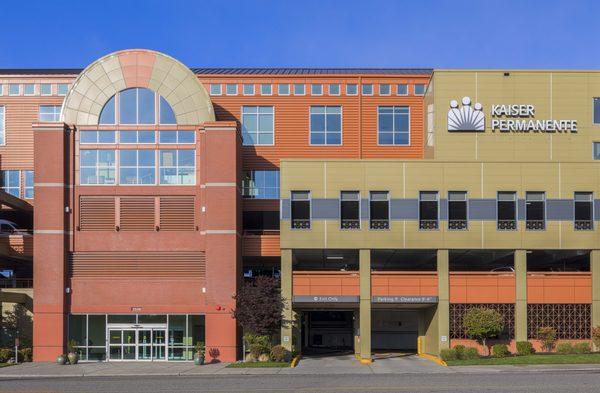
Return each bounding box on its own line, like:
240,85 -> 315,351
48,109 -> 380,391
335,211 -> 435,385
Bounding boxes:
0,49 -> 599,362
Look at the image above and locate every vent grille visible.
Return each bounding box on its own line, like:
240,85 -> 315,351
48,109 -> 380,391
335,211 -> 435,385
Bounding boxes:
79,196 -> 115,231
160,196 -> 195,231
119,197 -> 155,231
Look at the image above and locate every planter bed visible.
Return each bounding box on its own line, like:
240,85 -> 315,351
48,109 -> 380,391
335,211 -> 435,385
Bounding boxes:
226,361 -> 291,368
447,353 -> 600,366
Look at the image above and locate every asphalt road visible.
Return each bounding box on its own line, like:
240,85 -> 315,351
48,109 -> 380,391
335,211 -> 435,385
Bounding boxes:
2,371 -> 600,393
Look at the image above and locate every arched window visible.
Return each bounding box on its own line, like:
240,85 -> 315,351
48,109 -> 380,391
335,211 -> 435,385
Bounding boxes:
99,87 -> 177,125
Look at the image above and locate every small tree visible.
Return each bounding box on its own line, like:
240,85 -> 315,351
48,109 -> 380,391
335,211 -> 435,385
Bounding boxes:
463,307 -> 504,356
591,326 -> 600,351
232,276 -> 284,337
538,327 -> 557,352
1,304 -> 33,348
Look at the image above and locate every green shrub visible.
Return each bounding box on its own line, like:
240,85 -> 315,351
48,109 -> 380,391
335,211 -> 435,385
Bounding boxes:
439,348 -> 457,361
20,348 -> 33,362
453,345 -> 466,360
0,348 -> 12,363
249,344 -> 266,358
463,347 -> 479,360
462,308 -> 504,355
516,341 -> 534,356
592,326 -> 600,350
492,344 -> 509,358
538,327 -> 557,352
556,342 -> 574,354
270,345 -> 291,362
245,333 -> 271,358
573,342 -> 591,354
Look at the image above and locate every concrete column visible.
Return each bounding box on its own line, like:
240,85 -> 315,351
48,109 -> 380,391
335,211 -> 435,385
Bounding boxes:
592,250 -> 600,350
280,249 -> 293,352
437,249 -> 450,351
515,250 -> 528,342
359,249 -> 371,363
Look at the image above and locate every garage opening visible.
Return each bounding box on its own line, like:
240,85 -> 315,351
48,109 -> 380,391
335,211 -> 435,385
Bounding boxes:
301,310 -> 354,354
372,310 -> 419,352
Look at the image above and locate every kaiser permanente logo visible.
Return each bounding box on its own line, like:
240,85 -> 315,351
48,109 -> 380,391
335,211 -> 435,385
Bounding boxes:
448,97 -> 577,133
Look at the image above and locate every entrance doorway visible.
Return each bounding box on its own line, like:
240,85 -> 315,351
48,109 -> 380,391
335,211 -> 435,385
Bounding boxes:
301,310 -> 354,354
372,310 -> 418,352
107,325 -> 167,361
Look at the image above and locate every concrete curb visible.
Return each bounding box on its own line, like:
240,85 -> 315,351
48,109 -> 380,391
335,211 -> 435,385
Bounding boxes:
418,353 -> 448,367
290,355 -> 301,367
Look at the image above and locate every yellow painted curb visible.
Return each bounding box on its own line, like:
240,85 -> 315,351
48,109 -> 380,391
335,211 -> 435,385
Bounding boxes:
290,355 -> 301,368
359,358 -> 373,364
419,353 -> 447,367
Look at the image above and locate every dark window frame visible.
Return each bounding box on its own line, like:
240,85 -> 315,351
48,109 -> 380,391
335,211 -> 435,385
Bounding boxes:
369,191 -> 389,230
574,191 -> 594,231
419,191 -> 439,230
525,191 -> 545,231
291,191 -> 311,230
497,191 -> 517,231
340,191 -> 360,230
448,191 -> 468,230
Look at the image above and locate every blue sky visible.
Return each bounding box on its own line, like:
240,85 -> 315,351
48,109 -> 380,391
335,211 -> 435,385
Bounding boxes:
1,0 -> 598,69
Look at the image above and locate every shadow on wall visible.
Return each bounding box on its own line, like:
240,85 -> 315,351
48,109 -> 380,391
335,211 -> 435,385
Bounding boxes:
1,304 -> 33,348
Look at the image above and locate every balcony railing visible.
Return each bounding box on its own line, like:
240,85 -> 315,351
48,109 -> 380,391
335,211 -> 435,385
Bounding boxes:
526,220 -> 545,230
341,219 -> 360,229
448,219 -> 467,230
497,220 -> 517,230
291,219 -> 311,229
370,219 -> 389,230
574,220 -> 593,231
419,220 -> 439,230
0,278 -> 33,288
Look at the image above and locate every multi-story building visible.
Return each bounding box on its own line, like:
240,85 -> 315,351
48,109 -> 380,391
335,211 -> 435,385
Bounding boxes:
0,49 -> 599,363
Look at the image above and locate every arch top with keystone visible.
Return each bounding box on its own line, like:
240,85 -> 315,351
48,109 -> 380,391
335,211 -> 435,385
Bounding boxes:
61,49 -> 215,126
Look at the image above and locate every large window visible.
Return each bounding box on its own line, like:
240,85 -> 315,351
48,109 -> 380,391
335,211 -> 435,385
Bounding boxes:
0,106 -> 4,145
497,191 -> 517,230
419,191 -> 439,230
241,106 -> 274,145
80,130 -> 116,144
159,150 -> 195,185
291,191 -> 311,229
310,106 -> 342,145
594,98 -> 600,125
120,130 -> 155,144
369,191 -> 389,230
525,191 -> 545,230
119,88 -> 155,124
340,191 -> 360,229
39,105 -> 61,122
159,130 -> 195,144
448,191 -> 467,230
574,192 -> 593,230
1,170 -> 20,197
242,170 -> 279,199
378,106 -> 410,145
80,150 -> 116,185
24,170 -> 34,199
119,150 -> 156,185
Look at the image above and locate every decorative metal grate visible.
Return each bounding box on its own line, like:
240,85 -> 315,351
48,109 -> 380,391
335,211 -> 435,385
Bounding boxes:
525,220 -> 545,230
341,219 -> 360,229
419,219 -> 439,230
574,220 -> 593,231
448,219 -> 468,230
291,219 -> 311,229
370,219 -> 389,230
528,304 -> 591,339
450,304 -> 515,339
497,220 -> 517,230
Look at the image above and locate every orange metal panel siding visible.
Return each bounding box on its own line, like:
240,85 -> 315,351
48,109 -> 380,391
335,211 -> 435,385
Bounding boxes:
450,273 -> 516,303
371,272 -> 438,296
292,271 -> 359,296
242,234 -> 280,256
527,273 -> 592,304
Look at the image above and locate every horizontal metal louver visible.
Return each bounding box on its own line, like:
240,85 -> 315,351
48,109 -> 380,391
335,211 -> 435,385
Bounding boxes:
69,251 -> 205,279
119,197 -> 155,231
79,196 -> 115,231
160,196 -> 195,231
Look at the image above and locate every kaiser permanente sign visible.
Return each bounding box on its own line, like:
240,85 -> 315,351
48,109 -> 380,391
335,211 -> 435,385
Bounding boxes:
490,104 -> 578,133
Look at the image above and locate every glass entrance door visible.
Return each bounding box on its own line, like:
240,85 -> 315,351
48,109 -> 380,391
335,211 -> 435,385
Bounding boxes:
107,327 -> 167,361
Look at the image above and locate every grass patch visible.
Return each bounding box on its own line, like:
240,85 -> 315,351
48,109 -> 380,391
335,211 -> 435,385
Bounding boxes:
447,353 -> 600,366
226,361 -> 291,368
0,363 -> 13,368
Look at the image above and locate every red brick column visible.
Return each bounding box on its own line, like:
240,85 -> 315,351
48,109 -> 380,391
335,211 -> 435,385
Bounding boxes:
200,122 -> 241,362
32,123 -> 70,361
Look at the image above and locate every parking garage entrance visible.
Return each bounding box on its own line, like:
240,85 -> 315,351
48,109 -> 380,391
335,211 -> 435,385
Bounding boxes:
301,310 -> 355,354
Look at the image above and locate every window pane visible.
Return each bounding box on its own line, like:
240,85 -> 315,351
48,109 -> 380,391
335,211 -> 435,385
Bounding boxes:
594,142 -> 600,160
160,168 -> 177,184
41,83 -> 52,95
9,84 -> 20,95
139,168 -> 155,184
24,84 -> 34,95
379,84 -> 390,95
178,131 -> 195,144
160,150 -> 176,167
98,150 -> 115,166
311,114 -> 325,132
80,131 -> 97,144
379,114 -> 393,132
120,150 -> 137,166
394,132 -> 409,145
80,150 -> 97,166
311,84 -> 322,95
98,131 -> 116,144
243,84 -> 254,95
138,130 -> 155,143
594,98 -> 600,124
397,84 -> 408,95
160,96 -> 176,124
326,132 -> 341,145
378,132 -> 393,145
310,132 -> 325,145
120,168 -> 137,184
329,84 -> 340,95
138,150 -> 155,166
261,84 -> 272,95
210,84 -> 221,95
80,168 -> 97,184
178,167 -> 195,184
226,84 -> 237,95
99,95 -> 115,124
119,89 -> 137,124
258,133 -> 273,145
119,131 -> 137,144
278,84 -> 290,95
177,150 -> 195,167
395,112 -> 409,131
362,84 -> 373,95
326,112 -> 341,132
294,84 -> 305,95
159,131 -> 178,144
57,84 -> 69,95
258,114 -> 273,132
346,84 -> 357,95
138,88 -> 155,124
414,84 -> 426,95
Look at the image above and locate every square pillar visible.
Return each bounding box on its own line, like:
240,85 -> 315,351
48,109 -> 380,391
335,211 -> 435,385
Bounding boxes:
359,249 -> 371,363
592,250 -> 600,350
280,249 -> 293,352
515,250 -> 528,342
437,249 -> 450,351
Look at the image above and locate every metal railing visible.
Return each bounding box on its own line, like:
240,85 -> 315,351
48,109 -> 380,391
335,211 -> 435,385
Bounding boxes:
291,219 -> 311,229
0,278 -> 33,288
497,220 -> 517,230
419,220 -> 439,230
526,220 -> 545,230
574,220 -> 593,231
370,219 -> 389,230
341,219 -> 360,229
448,219 -> 467,230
